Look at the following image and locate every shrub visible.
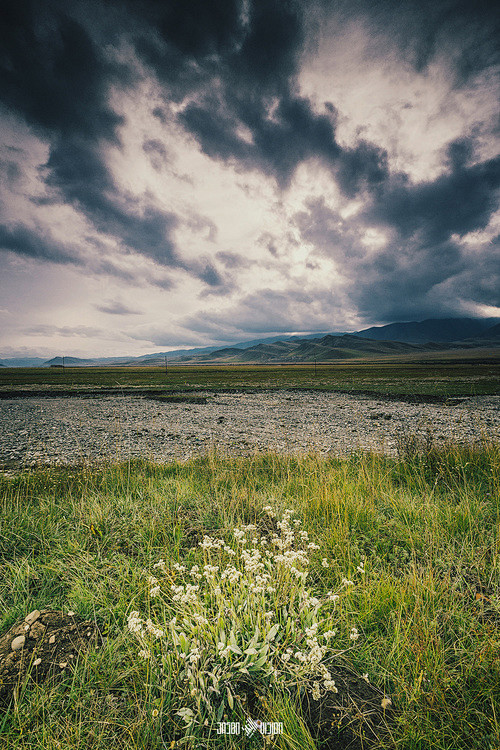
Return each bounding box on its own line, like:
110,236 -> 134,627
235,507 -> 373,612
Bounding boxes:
126,506 -> 361,736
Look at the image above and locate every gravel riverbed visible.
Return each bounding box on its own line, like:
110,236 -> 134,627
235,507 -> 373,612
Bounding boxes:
0,391 -> 499,468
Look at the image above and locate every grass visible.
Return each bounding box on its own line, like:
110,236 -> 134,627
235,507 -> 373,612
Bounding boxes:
0,360 -> 499,397
0,441 -> 499,748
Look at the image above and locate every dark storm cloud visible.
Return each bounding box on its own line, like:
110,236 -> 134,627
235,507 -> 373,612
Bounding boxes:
182,287 -> 337,339
0,223 -> 79,265
0,0 -> 124,140
0,159 -> 22,187
180,90 -> 390,190
0,0 -> 217,285
132,0 -> 495,194
296,142 -> 500,321
367,144 -> 500,245
43,136 -> 182,268
132,0 -> 367,188
318,0 -> 500,84
132,0 -> 303,96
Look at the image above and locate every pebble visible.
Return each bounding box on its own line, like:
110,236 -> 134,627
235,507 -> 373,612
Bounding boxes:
33,658 -> 42,666
49,635 -> 56,644
11,635 -> 26,651
0,392 -> 498,467
24,609 -> 41,625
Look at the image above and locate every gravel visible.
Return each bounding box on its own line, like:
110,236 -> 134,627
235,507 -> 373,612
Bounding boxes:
0,391 -> 499,468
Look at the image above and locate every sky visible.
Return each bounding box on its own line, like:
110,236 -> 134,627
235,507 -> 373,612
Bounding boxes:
0,0 -> 499,359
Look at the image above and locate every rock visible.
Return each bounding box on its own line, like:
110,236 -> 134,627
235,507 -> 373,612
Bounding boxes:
49,635 -> 56,644
24,609 -> 41,625
11,635 -> 26,651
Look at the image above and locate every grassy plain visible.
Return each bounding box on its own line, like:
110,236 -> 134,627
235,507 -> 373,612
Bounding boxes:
1,356 -> 500,398
0,443 -> 499,749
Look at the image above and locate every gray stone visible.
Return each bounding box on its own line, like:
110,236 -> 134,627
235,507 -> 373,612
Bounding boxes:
11,635 -> 25,651
24,609 -> 41,626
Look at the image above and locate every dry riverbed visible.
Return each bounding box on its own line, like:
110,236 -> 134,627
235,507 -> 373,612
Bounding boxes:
0,390 -> 499,469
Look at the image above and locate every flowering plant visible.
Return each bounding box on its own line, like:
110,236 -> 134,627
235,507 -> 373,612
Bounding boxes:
127,506 -> 361,731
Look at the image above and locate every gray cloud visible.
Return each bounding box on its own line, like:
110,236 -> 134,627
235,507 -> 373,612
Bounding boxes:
26,324 -> 105,338
0,223 -> 81,265
182,287 -> 348,339
95,300 -> 142,315
142,138 -> 171,171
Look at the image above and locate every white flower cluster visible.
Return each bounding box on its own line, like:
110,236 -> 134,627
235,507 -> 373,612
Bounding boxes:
199,535 -> 225,550
127,504 -> 364,726
323,629 -> 337,639
145,618 -> 165,638
171,583 -> 200,604
127,611 -> 144,637
192,613 -> 209,626
203,564 -> 219,580
220,565 -> 242,583
242,547 -> 265,574
318,664 -> 338,693
148,575 -> 161,597
188,646 -> 201,664
190,565 -> 202,580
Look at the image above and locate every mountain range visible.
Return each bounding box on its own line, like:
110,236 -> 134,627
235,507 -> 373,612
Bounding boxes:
1,318 -> 499,367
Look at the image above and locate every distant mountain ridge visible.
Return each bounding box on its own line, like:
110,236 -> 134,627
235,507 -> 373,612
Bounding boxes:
357,317 -> 498,343
1,317 -> 499,366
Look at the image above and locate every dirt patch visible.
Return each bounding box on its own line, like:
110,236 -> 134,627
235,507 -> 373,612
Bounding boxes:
301,662 -> 396,749
0,609 -> 102,706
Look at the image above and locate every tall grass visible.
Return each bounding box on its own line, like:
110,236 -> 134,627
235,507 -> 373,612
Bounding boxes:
0,440 -> 499,748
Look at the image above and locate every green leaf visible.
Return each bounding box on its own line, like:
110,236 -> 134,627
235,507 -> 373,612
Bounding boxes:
179,633 -> 188,653
251,654 -> 268,669
228,644 -> 242,654
244,647 -> 258,655
266,623 -> 280,641
226,686 -> 234,710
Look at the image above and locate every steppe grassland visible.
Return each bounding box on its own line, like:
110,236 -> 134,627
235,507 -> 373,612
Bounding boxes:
0,358 -> 499,396
0,441 -> 499,749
